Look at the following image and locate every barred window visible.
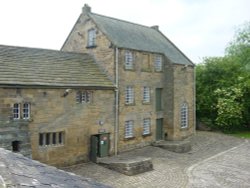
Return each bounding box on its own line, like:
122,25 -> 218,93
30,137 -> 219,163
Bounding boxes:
125,51 -> 134,70
76,91 -> 91,103
143,118 -> 151,135
39,131 -> 65,147
125,86 -> 134,104
155,55 -> 163,72
125,120 -> 134,138
88,29 -> 96,47
143,87 -> 150,103
181,103 -> 188,128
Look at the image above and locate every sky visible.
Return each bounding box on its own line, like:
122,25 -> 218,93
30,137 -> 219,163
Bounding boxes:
0,0 -> 249,64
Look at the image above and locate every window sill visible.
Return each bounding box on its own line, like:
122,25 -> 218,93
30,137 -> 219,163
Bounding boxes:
125,103 -> 136,106
124,136 -> 135,141
180,126 -> 188,130
142,101 -> 151,105
86,45 -> 97,49
124,68 -> 135,71
142,133 -> 152,137
154,70 -> 163,73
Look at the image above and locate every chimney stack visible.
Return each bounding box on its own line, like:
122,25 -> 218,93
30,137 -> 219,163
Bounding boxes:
151,25 -> 159,30
82,4 -> 91,14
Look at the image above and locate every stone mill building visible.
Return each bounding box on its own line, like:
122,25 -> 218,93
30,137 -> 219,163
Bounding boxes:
0,5 -> 195,166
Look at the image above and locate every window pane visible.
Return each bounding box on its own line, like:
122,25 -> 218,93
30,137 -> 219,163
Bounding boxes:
125,120 -> 133,138
88,29 -> 96,46
46,133 -> 50,145
143,87 -> 150,103
181,103 -> 188,128
23,103 -> 30,119
125,86 -> 134,104
125,51 -> 133,69
39,133 -> 44,146
143,118 -> 151,135
13,103 -> 20,119
52,133 -> 56,144
155,55 -> 162,71
59,132 -> 63,144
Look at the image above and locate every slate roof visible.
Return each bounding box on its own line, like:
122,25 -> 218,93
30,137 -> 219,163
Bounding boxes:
0,148 -> 111,188
0,45 -> 114,88
89,13 -> 193,65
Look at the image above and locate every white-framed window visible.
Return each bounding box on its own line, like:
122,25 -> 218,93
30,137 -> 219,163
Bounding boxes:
155,55 -> 163,72
39,131 -> 64,147
125,120 -> 134,138
76,91 -> 91,103
181,103 -> 188,128
23,103 -> 30,119
125,50 -> 134,70
143,118 -> 151,135
143,86 -> 150,103
125,86 -> 134,104
87,29 -> 96,47
13,103 -> 20,119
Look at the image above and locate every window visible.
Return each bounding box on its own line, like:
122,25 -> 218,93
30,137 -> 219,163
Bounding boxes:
155,55 -> 163,72
23,103 -> 30,119
125,120 -> 134,138
76,91 -> 91,103
143,87 -> 150,103
39,131 -> 64,147
143,118 -> 151,135
87,29 -> 96,47
155,88 -> 163,111
181,103 -> 188,128
125,51 -> 134,70
125,86 -> 134,104
13,103 -> 20,119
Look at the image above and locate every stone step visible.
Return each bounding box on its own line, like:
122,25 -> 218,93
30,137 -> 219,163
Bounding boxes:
152,140 -> 192,153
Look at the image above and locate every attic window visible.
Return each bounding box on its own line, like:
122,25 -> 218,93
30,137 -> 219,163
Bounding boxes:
76,91 -> 91,103
87,29 -> 96,47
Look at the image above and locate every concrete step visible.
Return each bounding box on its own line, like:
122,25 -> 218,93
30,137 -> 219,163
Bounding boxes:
152,140 -> 192,153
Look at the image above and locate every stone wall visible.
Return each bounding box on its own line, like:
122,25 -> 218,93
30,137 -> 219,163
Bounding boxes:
0,88 -> 115,166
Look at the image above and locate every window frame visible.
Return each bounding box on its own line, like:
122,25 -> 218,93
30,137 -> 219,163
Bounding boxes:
76,91 -> 91,103
22,102 -> 30,119
154,55 -> 163,72
125,120 -> 134,138
143,86 -> 150,103
180,103 -> 188,128
142,118 -> 151,135
39,131 -> 65,147
13,103 -> 20,120
87,28 -> 96,47
125,86 -> 134,105
124,50 -> 134,70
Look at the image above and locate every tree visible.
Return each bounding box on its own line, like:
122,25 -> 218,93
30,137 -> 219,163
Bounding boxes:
196,21 -> 250,132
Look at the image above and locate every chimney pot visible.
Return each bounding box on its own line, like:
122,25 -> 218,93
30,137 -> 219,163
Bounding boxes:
151,25 -> 159,30
82,4 -> 91,14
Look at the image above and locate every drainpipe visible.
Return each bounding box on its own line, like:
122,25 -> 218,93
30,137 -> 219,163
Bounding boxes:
114,47 -> 119,155
193,66 -> 196,134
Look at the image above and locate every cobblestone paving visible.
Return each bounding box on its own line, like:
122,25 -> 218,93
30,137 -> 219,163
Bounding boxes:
63,131 -> 249,188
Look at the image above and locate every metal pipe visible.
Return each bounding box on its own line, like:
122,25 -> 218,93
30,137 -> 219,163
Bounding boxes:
114,47 -> 119,155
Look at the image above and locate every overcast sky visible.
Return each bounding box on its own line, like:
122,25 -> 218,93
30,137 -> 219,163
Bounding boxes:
0,0 -> 249,63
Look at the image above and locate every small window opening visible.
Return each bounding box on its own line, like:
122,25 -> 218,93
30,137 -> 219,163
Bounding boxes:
12,141 -> 20,152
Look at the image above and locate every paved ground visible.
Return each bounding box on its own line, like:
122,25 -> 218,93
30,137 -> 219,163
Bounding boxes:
63,131 -> 250,188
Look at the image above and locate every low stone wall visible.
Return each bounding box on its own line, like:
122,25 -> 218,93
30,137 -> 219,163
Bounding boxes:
153,140 -> 191,153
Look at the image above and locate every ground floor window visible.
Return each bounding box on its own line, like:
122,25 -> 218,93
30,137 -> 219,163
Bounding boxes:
143,118 -> 151,135
125,120 -> 134,138
39,131 -> 64,147
181,103 -> 188,128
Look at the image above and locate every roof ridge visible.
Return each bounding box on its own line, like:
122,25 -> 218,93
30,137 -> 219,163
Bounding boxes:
90,12 -> 155,31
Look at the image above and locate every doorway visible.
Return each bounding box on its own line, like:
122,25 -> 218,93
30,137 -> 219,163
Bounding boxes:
156,118 -> 164,141
12,141 -> 20,152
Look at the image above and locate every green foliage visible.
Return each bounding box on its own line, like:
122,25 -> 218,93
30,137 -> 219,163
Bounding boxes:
196,21 -> 250,132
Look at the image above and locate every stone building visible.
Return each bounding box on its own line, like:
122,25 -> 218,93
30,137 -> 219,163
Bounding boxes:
62,5 -> 195,152
0,45 -> 115,166
0,5 -> 195,166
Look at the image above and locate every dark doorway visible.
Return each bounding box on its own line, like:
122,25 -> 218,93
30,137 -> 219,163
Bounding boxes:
12,141 -> 20,152
156,118 -> 164,141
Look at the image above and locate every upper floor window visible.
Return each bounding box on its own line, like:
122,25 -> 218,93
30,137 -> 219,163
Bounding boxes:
23,103 -> 30,119
143,87 -> 150,103
155,88 -> 163,111
181,103 -> 188,128
13,103 -> 30,120
87,29 -> 96,47
125,51 -> 134,70
155,55 -> 163,72
76,91 -> 91,103
143,118 -> 151,135
125,120 -> 134,138
142,54 -> 150,71
13,103 -> 20,119
125,86 -> 134,105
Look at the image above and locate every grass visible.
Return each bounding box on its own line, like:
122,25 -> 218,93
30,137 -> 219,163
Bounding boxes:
229,131 -> 250,139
